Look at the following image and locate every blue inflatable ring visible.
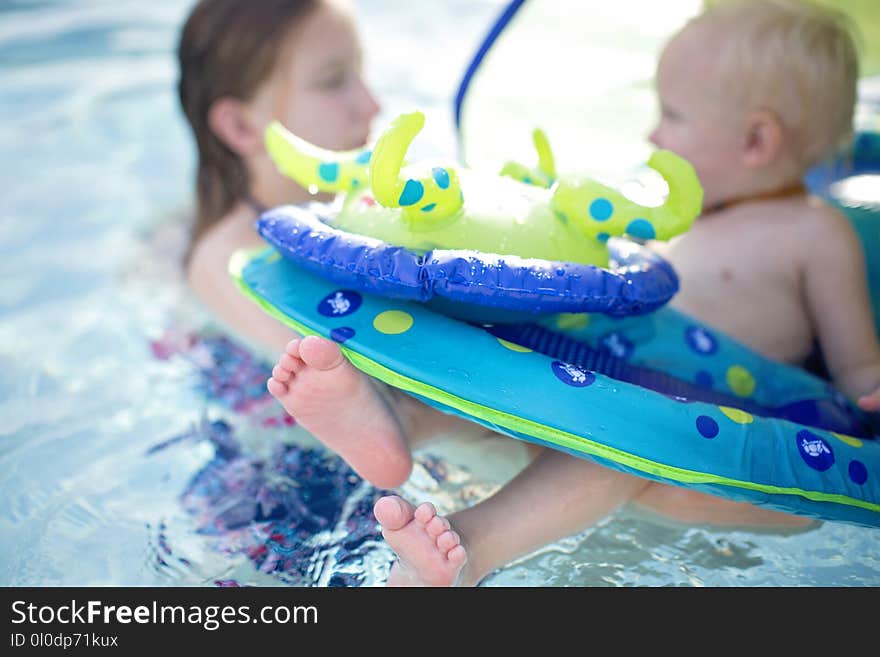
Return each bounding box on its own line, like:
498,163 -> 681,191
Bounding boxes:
256,203 -> 680,323
233,247 -> 880,529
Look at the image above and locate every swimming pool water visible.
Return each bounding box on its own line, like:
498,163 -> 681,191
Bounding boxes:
1,0 -> 878,587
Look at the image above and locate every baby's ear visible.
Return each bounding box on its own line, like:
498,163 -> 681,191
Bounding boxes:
207,96 -> 264,156
742,109 -> 784,169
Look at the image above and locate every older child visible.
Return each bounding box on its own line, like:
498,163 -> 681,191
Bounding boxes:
267,0 -> 880,586
179,0 -> 381,355
179,0 -> 492,496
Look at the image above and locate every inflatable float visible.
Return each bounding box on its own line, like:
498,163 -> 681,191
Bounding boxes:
258,111 -> 700,323
233,112 -> 880,530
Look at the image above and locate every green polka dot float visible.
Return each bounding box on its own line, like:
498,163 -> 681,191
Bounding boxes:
232,248 -> 880,528
258,111 -> 702,322
264,111 -> 700,266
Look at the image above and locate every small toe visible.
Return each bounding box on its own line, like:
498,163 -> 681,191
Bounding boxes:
447,545 -> 467,567
426,515 -> 450,537
436,530 -> 460,552
279,353 -> 301,372
271,364 -> 292,381
413,502 -> 437,525
266,378 -> 287,397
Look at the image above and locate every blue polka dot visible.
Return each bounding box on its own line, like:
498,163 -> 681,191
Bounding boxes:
589,198 -> 613,221
696,415 -> 719,438
796,429 -> 834,471
317,289 -> 362,317
421,203 -> 437,212
849,460 -> 868,485
522,176 -> 533,184
330,326 -> 356,343
355,150 -> 372,164
695,370 -> 713,388
597,232 -> 610,243
551,361 -> 596,387
318,162 -> 339,183
685,326 -> 718,355
398,179 -> 424,206
625,218 -> 656,240
432,167 -> 450,189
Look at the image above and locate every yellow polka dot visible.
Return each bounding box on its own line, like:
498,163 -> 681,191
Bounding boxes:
373,310 -> 413,334
555,313 -> 590,331
831,431 -> 863,448
718,406 -> 754,424
726,365 -> 755,397
497,338 -> 532,352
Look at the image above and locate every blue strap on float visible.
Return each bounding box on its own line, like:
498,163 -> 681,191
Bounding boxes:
453,0 -> 526,158
484,322 -> 875,438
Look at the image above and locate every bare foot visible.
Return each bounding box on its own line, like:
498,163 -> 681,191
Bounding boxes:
374,495 -> 468,587
267,336 -> 412,489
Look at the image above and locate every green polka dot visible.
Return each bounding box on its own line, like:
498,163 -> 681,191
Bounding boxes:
726,365 -> 755,397
831,431 -> 863,448
497,338 -> 532,352
718,406 -> 753,424
555,313 -> 590,331
373,310 -> 414,334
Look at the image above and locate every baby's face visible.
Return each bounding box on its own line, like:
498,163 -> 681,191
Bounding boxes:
649,26 -> 745,210
253,2 -> 381,153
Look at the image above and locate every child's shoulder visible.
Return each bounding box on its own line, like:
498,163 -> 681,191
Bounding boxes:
186,213 -> 246,290
745,193 -> 851,238
798,196 -> 858,246
774,195 -> 862,266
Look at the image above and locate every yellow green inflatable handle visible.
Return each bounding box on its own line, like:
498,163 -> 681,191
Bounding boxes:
551,148 -> 703,242
499,128 -> 557,188
263,121 -> 372,194
369,111 -> 464,226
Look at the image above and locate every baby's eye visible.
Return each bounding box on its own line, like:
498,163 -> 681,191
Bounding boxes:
661,107 -> 682,121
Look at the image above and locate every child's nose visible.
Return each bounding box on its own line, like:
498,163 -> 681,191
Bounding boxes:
355,77 -> 381,121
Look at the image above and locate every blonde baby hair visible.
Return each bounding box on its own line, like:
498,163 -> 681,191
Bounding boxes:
689,0 -> 860,167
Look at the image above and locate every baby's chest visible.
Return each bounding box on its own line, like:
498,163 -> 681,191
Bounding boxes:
669,222 -> 791,288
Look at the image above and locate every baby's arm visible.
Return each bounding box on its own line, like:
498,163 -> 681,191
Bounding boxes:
802,205 -> 880,411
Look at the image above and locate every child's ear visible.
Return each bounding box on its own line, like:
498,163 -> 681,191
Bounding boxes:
207,97 -> 264,156
742,109 -> 784,169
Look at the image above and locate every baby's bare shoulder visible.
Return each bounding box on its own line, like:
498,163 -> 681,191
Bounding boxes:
787,198 -> 862,267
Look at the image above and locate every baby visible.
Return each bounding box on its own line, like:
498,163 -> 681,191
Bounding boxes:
267,0 -> 880,586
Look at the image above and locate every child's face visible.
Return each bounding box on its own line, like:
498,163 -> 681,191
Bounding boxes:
256,2 -> 381,152
648,26 -> 745,210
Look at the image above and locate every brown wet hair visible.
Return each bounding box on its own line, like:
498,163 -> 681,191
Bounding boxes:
177,0 -> 320,260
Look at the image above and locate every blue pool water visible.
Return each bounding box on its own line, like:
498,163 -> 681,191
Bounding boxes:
1,0 -> 879,587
